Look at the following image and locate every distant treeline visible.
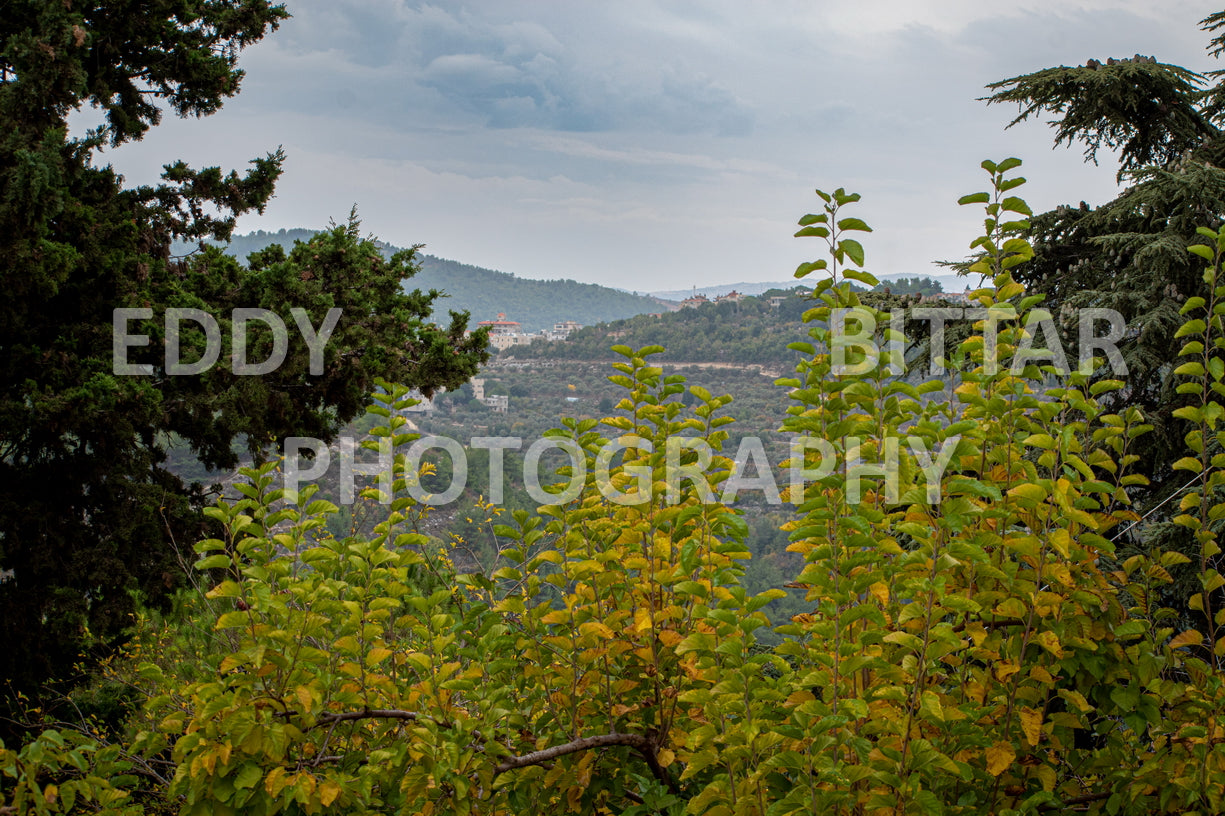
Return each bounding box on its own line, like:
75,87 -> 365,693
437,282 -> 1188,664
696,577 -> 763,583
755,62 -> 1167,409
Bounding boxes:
872,275 -> 944,296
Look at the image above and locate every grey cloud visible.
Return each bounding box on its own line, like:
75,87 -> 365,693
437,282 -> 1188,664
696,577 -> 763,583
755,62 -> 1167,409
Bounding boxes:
111,0 -> 1225,292
249,1 -> 753,135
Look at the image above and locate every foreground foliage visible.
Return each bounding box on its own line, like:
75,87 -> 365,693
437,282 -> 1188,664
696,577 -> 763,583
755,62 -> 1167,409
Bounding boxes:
4,162 -> 1225,815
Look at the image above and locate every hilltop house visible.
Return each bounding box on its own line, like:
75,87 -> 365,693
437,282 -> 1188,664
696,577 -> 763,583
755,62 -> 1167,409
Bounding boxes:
478,314 -> 533,351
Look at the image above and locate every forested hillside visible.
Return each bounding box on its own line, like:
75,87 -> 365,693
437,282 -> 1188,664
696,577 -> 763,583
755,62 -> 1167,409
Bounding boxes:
507,287 -> 814,364
205,229 -> 669,331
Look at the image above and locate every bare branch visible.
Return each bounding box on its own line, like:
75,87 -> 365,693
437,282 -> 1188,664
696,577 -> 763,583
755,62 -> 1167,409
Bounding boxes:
494,733 -> 678,794
495,732 -> 652,772
313,709 -> 427,728
952,617 -> 1027,633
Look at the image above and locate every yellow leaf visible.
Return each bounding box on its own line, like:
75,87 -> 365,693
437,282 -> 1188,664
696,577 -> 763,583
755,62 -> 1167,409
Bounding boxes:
318,780 -> 342,806
540,609 -> 569,625
1046,563 -> 1074,587
986,742 -> 1015,777
1048,528 -> 1072,559
265,767 -> 288,797
920,690 -> 945,723
1169,629 -> 1204,650
295,686 -> 313,713
658,629 -> 683,648
869,582 -> 890,605
1061,690 -> 1092,713
579,621 -> 615,640
1034,631 -> 1064,658
366,647 -> 393,667
994,661 -> 1020,682
634,608 -> 654,633
1007,483 -> 1046,503
1020,706 -> 1042,747
786,689 -> 816,707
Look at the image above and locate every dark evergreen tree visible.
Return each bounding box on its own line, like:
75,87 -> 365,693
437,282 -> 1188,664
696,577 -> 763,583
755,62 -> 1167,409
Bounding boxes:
979,10 -> 1225,613
0,0 -> 488,727
980,12 -> 1225,494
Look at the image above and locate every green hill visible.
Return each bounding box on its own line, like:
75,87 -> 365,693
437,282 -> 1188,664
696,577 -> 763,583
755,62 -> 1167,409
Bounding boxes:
190,229 -> 669,332
506,288 -> 815,365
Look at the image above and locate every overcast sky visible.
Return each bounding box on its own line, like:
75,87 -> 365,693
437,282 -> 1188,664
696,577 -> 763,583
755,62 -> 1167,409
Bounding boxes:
93,1 -> 1225,293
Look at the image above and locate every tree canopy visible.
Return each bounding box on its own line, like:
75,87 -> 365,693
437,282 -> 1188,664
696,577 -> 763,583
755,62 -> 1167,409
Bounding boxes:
0,0 -> 488,726
979,12 -> 1225,493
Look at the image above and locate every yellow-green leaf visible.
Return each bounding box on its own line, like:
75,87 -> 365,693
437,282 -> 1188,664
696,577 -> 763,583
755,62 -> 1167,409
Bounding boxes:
986,742 -> 1015,776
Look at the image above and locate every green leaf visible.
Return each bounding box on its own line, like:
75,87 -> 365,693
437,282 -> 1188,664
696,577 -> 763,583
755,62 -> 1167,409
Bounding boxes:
194,554 -> 232,570
1173,456 -> 1203,473
841,238 -> 866,267
1089,379 -> 1125,396
1176,319 -> 1207,339
1175,361 -> 1206,377
795,260 -> 828,278
1001,196 -> 1032,216
842,268 -> 879,287
836,217 -> 873,233
1173,405 -> 1205,422
216,610 -> 250,629
234,762 -> 262,790
946,477 -> 1002,500
1023,433 -> 1057,450
958,192 -> 991,205
1182,296 -> 1207,314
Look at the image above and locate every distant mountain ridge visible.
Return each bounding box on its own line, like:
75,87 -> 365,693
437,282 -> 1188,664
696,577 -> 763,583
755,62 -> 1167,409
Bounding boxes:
185,229 -> 673,332
648,281 -> 812,300
649,272 -> 966,301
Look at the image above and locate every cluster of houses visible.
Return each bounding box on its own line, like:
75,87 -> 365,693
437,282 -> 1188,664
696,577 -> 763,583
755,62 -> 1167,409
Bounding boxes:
402,315 -> 584,415
678,290 -> 746,309
476,315 -> 583,351
401,376 -> 508,415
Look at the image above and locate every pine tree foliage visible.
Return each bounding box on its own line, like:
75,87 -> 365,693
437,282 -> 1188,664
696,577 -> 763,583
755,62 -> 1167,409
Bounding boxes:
0,0 -> 488,725
978,11 -> 1225,508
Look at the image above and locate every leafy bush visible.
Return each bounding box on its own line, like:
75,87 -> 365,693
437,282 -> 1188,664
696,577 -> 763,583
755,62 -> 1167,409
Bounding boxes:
5,161 -> 1225,815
